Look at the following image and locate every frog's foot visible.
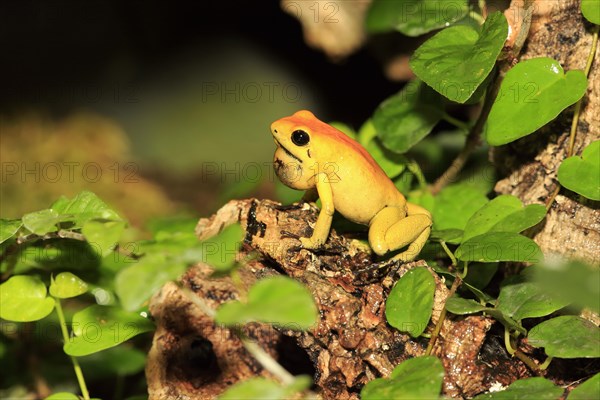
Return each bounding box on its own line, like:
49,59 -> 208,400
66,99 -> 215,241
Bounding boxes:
300,236 -> 326,250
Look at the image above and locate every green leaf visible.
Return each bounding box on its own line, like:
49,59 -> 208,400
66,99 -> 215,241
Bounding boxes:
473,377 -> 563,399
82,219 -> 126,257
200,223 -> 244,271
49,272 -> 88,299
455,232 -> 542,262
528,316 -> 600,358
373,79 -> 444,153
361,356 -> 444,400
218,378 -> 288,400
432,183 -> 489,231
489,204 -> 546,234
51,191 -> 121,227
64,305 -> 154,356
45,393 -> 80,400
462,195 -> 546,242
0,275 -> 55,321
569,372 -> 600,400
22,209 -> 61,235
534,260 -> 600,313
215,276 -> 318,330
115,253 -> 186,311
410,12 -> 508,103
0,219 -> 22,244
558,140 -> 600,201
581,0 -> 600,24
496,277 -> 569,322
485,58 -> 587,145
462,195 -> 522,241
385,267 -> 435,337
445,296 -> 488,315
430,228 -> 464,244
79,345 -> 147,377
366,137 -> 407,179
366,0 -> 469,36
464,262 -> 498,289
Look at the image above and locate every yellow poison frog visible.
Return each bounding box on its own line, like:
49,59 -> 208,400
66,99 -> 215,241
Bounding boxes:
271,110 -> 432,262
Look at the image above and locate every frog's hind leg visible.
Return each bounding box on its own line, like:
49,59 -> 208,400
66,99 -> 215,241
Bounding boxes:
369,204 -> 432,262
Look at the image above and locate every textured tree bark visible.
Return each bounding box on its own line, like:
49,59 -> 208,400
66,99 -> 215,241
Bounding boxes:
146,199 -> 531,399
494,0 -> 599,265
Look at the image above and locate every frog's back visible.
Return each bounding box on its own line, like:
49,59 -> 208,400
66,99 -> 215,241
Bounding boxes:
288,111 -> 405,224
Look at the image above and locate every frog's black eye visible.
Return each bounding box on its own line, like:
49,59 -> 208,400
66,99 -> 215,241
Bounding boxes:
291,130 -> 310,146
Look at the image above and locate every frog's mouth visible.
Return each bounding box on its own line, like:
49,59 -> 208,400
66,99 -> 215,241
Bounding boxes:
273,138 -> 302,163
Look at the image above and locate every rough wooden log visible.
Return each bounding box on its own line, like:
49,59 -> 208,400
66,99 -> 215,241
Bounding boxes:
146,199 -> 531,399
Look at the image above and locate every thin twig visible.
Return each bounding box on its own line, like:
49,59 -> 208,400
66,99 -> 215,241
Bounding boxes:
430,71 -> 501,194
425,275 -> 462,356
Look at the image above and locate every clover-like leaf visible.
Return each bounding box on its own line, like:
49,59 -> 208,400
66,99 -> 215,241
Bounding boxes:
581,0 -> 600,24
456,232 -> 542,262
485,58 -> 587,145
558,140 -> 600,201
0,219 -> 22,244
366,0 -> 469,37
410,12 -> 508,103
0,275 -> 55,322
385,267 -> 435,337
361,356 -> 444,400
373,79 -> 444,153
64,305 -> 154,356
528,315 -> 600,358
49,272 -> 88,299
473,377 -> 563,399
215,276 -> 318,330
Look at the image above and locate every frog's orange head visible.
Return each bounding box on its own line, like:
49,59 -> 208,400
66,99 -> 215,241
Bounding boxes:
271,110 -> 338,190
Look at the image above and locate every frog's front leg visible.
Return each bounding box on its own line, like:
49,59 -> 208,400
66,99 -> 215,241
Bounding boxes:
299,173 -> 334,249
368,203 -> 432,262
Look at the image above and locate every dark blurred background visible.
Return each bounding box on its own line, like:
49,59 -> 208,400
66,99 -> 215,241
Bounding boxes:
0,0 -> 398,223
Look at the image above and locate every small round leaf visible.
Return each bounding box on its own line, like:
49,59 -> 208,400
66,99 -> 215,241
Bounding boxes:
385,267 -> 435,337
50,272 -> 88,299
558,140 -> 600,201
0,275 -> 55,322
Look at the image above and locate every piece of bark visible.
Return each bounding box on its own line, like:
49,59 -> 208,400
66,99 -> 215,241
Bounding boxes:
146,199 -> 532,399
493,0 -> 600,265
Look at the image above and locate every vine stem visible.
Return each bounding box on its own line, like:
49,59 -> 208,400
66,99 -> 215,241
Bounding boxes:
545,25 -> 599,210
430,72 -> 500,195
425,275 -> 462,356
54,299 -> 90,400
